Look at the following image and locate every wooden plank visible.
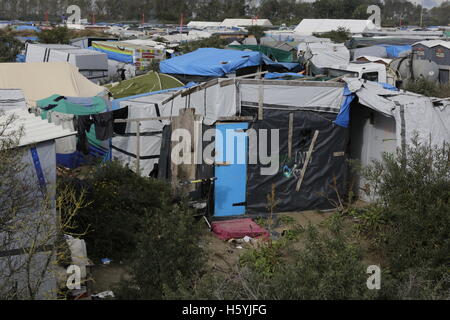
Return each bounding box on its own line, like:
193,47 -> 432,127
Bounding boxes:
288,113 -> 294,158
296,130 -> 319,192
217,116 -> 254,121
114,116 -> 172,123
258,80 -> 264,120
219,71 -> 269,87
239,79 -> 345,87
181,78 -> 219,96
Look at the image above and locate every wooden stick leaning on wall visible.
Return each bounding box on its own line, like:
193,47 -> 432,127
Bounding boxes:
296,130 -> 319,192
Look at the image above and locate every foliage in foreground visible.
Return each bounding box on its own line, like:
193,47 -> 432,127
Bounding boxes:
59,161 -> 173,261
313,27 -> 351,43
357,136 -> 450,298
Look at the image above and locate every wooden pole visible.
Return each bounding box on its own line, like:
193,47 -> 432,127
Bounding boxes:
296,130 -> 319,192
288,113 -> 294,158
258,80 -> 264,120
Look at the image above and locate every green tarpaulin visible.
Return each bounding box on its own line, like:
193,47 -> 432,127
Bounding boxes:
227,44 -> 295,63
105,71 -> 184,99
37,94 -> 110,149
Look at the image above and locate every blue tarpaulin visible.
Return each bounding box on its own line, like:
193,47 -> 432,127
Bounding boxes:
333,86 -> 354,128
15,25 -> 40,32
160,48 -> 298,77
380,44 -> 411,58
88,45 -> 133,64
264,72 -> 304,79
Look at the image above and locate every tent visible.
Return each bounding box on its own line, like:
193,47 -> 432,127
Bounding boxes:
105,71 -> 184,99
187,21 -> 222,29
220,19 -> 273,28
159,48 -> 299,78
294,19 -> 380,36
0,62 -> 106,106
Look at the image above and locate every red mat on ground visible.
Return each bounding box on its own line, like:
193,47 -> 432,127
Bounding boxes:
211,218 -> 270,240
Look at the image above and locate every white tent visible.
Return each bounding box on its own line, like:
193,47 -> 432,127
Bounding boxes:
187,21 -> 222,29
294,19 -> 380,36
220,19 -> 273,28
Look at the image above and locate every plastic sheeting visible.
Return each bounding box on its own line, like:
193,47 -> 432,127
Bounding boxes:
241,107 -> 349,214
344,77 -> 450,148
160,48 -> 298,77
298,42 -> 350,69
160,48 -> 265,77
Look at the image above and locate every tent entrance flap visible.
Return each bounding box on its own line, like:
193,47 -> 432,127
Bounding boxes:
214,122 -> 248,217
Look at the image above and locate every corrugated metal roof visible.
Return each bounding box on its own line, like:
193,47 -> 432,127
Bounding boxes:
0,89 -> 27,111
1,109 -> 76,147
413,40 -> 450,49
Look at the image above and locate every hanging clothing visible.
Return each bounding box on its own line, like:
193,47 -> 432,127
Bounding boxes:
76,115 -> 94,155
92,112 -> 114,140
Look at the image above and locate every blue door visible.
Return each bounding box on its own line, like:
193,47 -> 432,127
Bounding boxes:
214,122 -> 248,217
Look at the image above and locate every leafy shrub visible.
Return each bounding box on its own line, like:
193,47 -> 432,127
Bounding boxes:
115,196 -> 205,299
404,78 -> 450,98
314,27 -> 351,43
179,35 -> 228,54
360,136 -> 450,298
60,161 -> 172,261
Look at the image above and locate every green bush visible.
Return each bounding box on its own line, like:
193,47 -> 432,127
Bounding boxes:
360,136 -> 450,298
178,35 -> 228,54
404,78 -> 450,98
115,196 -> 205,299
60,161 -> 172,261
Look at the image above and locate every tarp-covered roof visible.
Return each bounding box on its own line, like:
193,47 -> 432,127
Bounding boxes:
0,62 -> 106,106
227,44 -> 295,62
160,48 -> 296,77
105,71 -> 184,99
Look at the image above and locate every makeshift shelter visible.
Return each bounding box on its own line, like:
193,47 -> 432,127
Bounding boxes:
37,94 -> 113,168
227,44 -> 296,62
105,71 -> 184,99
344,77 -> 450,201
298,42 -> 350,72
91,41 -> 165,73
412,40 -> 450,83
0,106 -> 76,299
25,43 -> 109,81
159,48 -> 299,82
294,19 -> 380,36
109,74 -> 449,216
0,62 -> 106,107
